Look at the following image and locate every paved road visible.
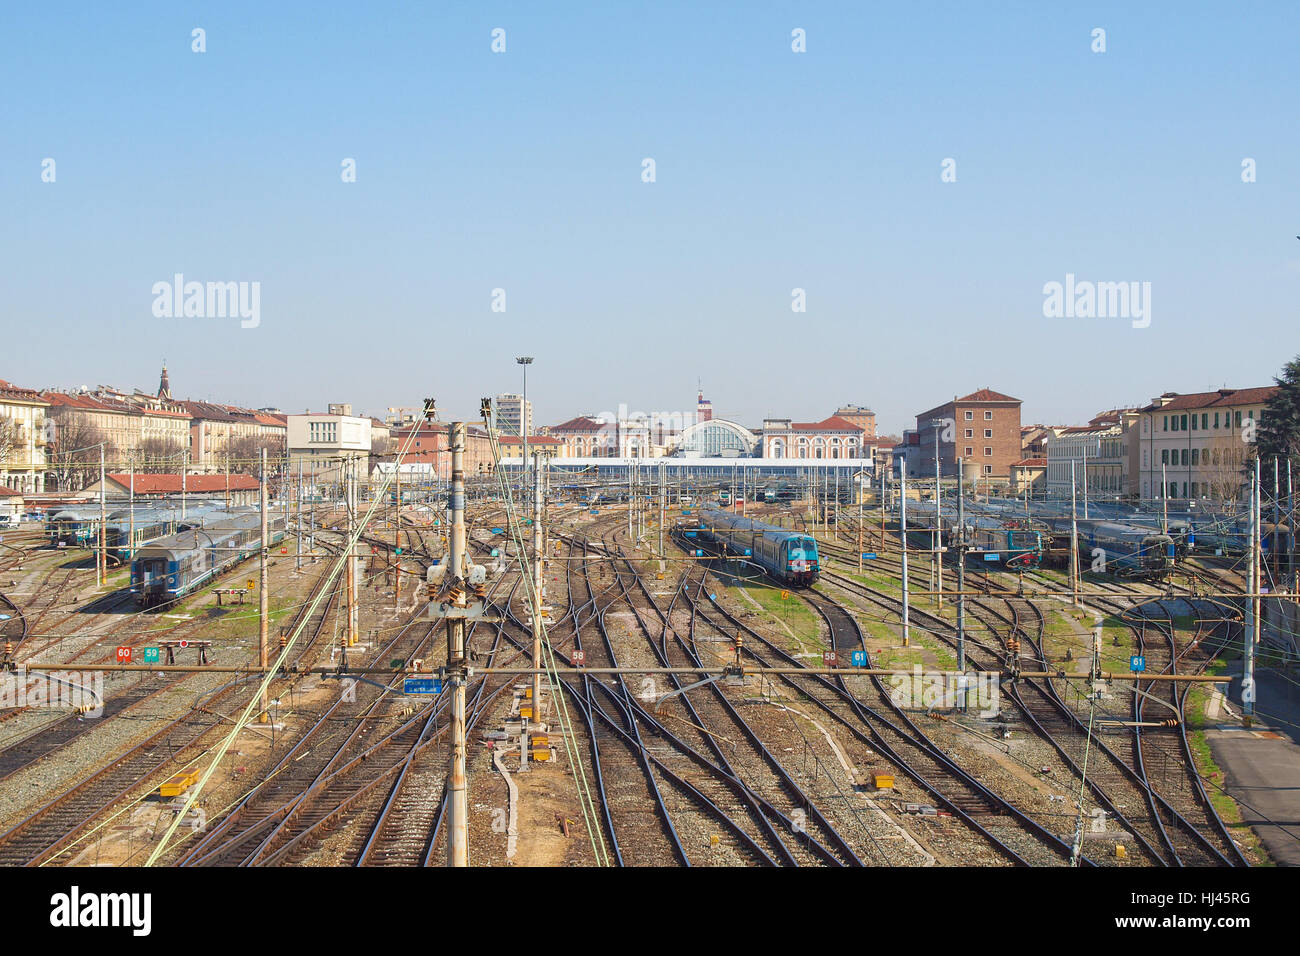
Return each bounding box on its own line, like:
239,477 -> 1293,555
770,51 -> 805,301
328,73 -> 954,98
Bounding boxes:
1207,667 -> 1300,866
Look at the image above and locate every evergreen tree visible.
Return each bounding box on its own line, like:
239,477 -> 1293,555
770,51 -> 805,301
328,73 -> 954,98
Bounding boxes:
1255,356 -> 1300,496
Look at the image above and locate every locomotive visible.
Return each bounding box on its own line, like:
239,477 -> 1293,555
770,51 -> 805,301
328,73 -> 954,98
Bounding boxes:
693,508 -> 820,586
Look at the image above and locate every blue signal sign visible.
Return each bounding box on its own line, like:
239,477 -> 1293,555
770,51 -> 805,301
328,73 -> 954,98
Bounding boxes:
491,527 -> 503,534
851,650 -> 868,667
984,553 -> 1001,561
861,552 -> 877,560
1129,655 -> 1146,673
404,677 -> 443,695
685,530 -> 697,537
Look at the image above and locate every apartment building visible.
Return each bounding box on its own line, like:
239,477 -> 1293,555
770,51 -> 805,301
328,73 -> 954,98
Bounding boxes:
1133,387 -> 1277,502
0,379 -> 49,493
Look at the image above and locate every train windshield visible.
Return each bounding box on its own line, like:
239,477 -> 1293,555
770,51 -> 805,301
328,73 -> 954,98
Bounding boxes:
787,538 -> 817,562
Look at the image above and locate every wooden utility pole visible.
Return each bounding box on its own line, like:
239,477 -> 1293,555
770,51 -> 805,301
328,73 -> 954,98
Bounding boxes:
258,447 -> 269,723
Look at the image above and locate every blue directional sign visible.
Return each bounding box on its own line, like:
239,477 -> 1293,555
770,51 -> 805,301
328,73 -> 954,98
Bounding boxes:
490,548 -> 500,557
491,527 -> 503,534
404,677 -> 443,695
742,548 -> 752,556
685,530 -> 697,537
693,549 -> 704,557
851,650 -> 868,667
709,593 -> 716,600
590,510 -> 599,515
984,553 -> 1001,561
1129,655 -> 1146,673
683,509 -> 691,515
861,552 -> 877,560
142,647 -> 161,664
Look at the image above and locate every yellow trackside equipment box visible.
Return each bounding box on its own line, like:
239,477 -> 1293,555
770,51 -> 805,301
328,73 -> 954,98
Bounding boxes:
872,774 -> 895,790
160,770 -> 200,797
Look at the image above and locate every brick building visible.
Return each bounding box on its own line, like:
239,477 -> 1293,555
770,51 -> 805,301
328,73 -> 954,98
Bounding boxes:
913,388 -> 1023,480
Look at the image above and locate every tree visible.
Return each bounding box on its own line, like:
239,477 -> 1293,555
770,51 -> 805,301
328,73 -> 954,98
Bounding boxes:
47,418 -> 112,492
136,437 -> 186,473
226,434 -> 288,476
1255,356 -> 1300,496
0,416 -> 17,471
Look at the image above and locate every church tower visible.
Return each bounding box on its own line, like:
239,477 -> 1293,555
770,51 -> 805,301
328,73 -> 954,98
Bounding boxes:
158,361 -> 172,402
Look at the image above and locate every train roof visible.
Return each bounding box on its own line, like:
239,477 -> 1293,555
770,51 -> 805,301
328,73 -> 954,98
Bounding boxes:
131,513 -> 284,560
697,508 -> 816,540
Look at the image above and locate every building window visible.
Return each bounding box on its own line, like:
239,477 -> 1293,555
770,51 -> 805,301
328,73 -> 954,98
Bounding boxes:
1191,415 -> 1198,431
965,446 -> 973,456
964,411 -> 973,420
1201,414 -> 1208,430
983,447 -> 992,457
1143,449 -> 1148,466
1214,412 -> 1220,429
1162,416 -> 1168,432
983,464 -> 992,475
1161,449 -> 1168,465
984,429 -> 992,438
964,429 -> 972,438
1235,411 -> 1242,428
984,411 -> 992,420
1181,449 -> 1188,466
1191,482 -> 1198,497
1191,448 -> 1199,465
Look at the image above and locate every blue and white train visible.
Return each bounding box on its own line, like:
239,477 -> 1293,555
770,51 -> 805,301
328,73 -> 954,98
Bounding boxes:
692,508 -> 820,586
130,513 -> 287,608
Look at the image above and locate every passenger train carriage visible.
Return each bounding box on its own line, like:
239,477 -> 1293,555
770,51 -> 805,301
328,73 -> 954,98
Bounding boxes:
1041,517 -> 1175,577
131,513 -> 287,608
693,508 -> 819,586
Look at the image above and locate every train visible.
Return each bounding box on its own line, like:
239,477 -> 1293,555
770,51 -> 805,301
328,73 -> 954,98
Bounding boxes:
130,513 -> 287,608
692,508 -> 820,586
104,503 -> 243,561
1040,517 -> 1175,577
47,507 -> 102,547
900,507 -> 1045,569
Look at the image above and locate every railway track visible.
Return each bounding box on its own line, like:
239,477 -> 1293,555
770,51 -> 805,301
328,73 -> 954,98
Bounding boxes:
0,561 -> 344,866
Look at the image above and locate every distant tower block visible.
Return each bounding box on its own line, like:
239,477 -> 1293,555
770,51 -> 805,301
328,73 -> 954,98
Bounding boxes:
697,387 -> 713,424
158,361 -> 172,401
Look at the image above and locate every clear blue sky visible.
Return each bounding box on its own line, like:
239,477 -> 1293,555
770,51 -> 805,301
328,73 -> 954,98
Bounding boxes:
3,2 -> 1297,436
